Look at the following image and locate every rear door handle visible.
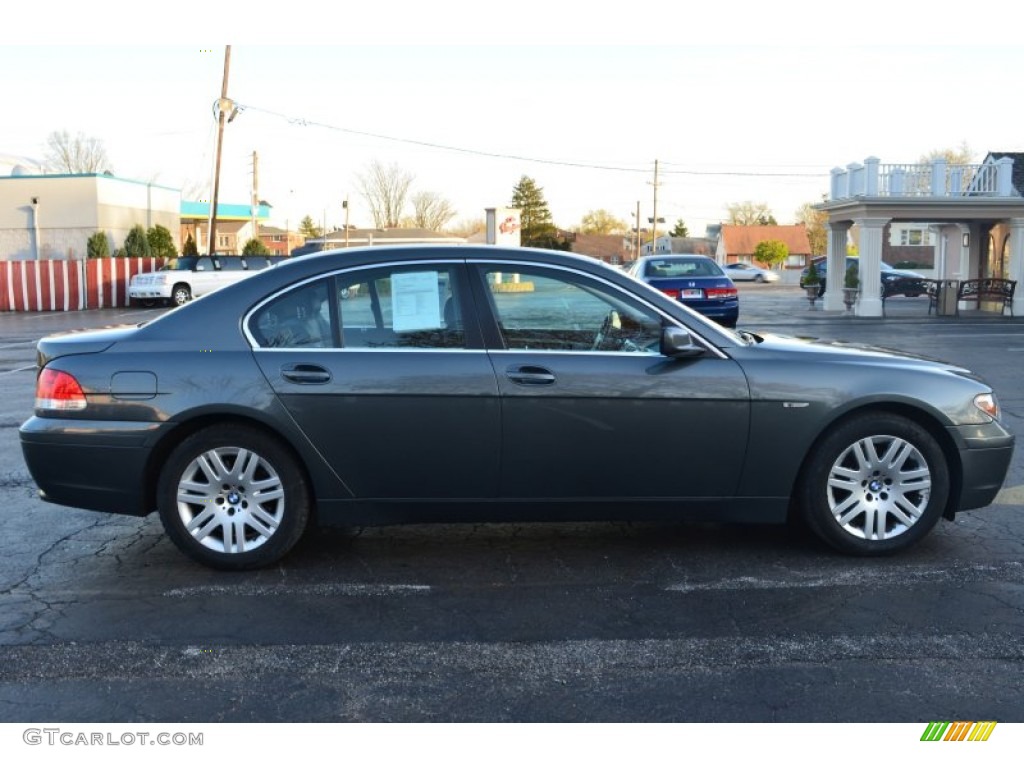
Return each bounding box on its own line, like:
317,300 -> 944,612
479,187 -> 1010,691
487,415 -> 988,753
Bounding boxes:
281,363 -> 332,384
506,365 -> 556,386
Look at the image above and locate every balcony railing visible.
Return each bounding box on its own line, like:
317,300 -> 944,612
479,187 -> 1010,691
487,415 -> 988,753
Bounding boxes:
829,156 -> 1015,200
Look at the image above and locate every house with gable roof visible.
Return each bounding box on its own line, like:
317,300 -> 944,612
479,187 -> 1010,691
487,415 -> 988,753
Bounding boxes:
716,224 -> 813,270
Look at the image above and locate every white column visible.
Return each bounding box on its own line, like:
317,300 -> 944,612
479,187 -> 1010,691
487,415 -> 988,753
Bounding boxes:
823,222 -> 850,311
854,217 -> 890,317
1008,218 -> 1024,316
955,224 -> 970,280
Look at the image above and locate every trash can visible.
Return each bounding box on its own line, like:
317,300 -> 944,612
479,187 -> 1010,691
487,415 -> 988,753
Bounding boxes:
937,280 -> 959,316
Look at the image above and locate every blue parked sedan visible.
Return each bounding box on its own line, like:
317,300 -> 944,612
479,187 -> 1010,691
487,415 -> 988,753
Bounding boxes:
628,255 -> 739,327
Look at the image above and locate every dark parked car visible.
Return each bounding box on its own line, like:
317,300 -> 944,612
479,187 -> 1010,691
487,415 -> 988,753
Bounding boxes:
627,255 -> 739,327
21,246 -> 1013,569
800,256 -> 927,296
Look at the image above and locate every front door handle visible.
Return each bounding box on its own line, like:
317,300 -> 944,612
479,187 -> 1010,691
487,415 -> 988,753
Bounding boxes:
281,363 -> 332,384
506,365 -> 556,386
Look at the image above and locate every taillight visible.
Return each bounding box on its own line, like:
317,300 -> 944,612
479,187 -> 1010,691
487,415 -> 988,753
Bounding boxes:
36,368 -> 87,411
706,287 -> 738,300
658,288 -> 681,299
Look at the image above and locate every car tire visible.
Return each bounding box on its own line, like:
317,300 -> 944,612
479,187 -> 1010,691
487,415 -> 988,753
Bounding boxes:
798,412 -> 949,555
157,425 -> 310,570
171,283 -> 192,306
754,275 -> 765,283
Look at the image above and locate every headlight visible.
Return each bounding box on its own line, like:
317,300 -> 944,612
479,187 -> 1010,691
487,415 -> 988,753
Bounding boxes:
974,393 -> 1000,421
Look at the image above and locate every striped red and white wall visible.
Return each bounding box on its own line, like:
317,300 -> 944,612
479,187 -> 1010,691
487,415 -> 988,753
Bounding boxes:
0,258 -> 164,312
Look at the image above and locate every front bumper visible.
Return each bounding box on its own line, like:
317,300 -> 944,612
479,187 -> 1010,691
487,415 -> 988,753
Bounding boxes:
949,420 -> 1015,511
128,285 -> 171,299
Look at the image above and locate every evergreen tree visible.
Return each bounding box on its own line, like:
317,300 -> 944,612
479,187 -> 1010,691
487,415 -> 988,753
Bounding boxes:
146,224 -> 178,259
242,237 -> 271,256
182,233 -> 199,256
669,219 -> 689,238
123,225 -> 152,257
298,215 -> 323,239
510,176 -> 559,248
86,231 -> 110,259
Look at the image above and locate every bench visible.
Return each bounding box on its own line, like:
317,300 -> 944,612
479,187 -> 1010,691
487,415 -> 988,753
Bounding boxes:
954,278 -> 1016,316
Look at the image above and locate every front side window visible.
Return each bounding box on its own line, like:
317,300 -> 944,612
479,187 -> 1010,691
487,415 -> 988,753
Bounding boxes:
479,265 -> 662,353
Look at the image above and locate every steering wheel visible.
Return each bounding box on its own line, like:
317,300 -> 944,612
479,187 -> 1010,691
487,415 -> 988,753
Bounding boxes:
592,310 -> 621,351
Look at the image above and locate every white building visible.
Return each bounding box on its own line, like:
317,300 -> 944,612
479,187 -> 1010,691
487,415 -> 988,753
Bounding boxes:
0,172 -> 180,260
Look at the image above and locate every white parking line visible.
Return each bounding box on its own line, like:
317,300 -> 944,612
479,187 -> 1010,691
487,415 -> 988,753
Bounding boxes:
664,561 -> 1023,592
163,583 -> 432,598
995,484 -> 1024,505
0,364 -> 37,376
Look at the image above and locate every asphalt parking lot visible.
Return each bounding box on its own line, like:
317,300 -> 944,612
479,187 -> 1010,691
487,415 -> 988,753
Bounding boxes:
1,284 -> 1023,722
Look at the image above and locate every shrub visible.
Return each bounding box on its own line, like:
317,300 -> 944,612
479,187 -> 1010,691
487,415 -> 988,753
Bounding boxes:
123,225 -> 152,257
86,231 -> 110,259
805,260 -> 821,284
844,263 -> 859,289
146,224 -> 178,259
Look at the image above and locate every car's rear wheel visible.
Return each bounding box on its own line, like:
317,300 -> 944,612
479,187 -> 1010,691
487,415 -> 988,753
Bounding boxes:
171,283 -> 192,306
798,413 -> 949,555
157,425 -> 310,569
754,274 -> 765,283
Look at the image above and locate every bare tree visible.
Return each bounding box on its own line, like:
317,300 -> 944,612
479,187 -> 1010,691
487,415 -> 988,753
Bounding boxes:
795,201 -> 828,255
447,217 -> 486,237
411,191 -> 457,231
726,201 -> 777,226
44,130 -> 112,173
356,160 -> 414,228
579,209 -> 627,235
918,142 -> 974,165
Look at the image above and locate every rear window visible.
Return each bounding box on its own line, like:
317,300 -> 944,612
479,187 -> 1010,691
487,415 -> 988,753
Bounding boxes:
644,258 -> 724,278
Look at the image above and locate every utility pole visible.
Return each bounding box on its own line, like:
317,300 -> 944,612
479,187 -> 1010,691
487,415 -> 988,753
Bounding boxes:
650,159 -> 661,255
250,150 -> 260,248
209,45 -> 232,257
634,200 -> 640,260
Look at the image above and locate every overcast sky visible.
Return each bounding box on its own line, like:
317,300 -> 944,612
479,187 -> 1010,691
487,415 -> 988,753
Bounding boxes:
5,3 -> 1022,237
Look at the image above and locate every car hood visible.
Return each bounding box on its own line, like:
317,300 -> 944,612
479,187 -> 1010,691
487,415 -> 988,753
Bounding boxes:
744,332 -> 972,374
36,326 -> 138,368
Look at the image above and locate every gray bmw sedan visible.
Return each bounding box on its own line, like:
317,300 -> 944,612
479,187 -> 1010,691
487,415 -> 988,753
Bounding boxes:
20,246 -> 1014,569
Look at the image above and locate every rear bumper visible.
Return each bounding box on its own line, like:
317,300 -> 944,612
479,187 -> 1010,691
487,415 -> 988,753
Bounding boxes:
20,416 -> 162,516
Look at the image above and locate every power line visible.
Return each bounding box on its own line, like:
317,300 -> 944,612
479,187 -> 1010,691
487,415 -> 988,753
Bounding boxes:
234,101 -> 830,180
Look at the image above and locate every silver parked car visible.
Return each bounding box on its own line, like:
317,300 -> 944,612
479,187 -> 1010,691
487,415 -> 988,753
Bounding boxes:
724,262 -> 780,283
20,245 -> 1014,569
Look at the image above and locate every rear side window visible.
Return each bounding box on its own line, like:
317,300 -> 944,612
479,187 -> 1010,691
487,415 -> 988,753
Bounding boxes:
250,280 -> 333,349
219,257 -> 245,271
335,265 -> 465,349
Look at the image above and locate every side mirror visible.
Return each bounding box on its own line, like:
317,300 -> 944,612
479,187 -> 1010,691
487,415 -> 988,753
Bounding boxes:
661,326 -> 704,358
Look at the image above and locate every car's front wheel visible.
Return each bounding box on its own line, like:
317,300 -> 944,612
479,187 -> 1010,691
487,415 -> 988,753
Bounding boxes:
157,425 -> 310,569
171,283 -> 192,306
798,412 -> 949,555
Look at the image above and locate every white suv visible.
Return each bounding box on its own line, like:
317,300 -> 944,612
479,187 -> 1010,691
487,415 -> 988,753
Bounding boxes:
129,255 -> 281,307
